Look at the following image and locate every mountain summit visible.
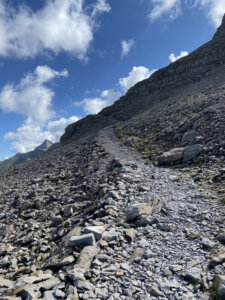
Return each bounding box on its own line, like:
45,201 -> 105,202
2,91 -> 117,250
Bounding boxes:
213,14 -> 225,40
0,139 -> 55,170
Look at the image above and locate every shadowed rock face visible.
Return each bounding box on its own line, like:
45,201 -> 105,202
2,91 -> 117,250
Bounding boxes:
213,14 -> 225,40
61,14 -> 225,147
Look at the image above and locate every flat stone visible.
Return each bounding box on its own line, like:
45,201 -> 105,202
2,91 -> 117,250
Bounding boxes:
149,285 -> 164,297
43,290 -> 56,300
103,228 -> 118,242
15,284 -> 41,299
69,233 -> 95,248
125,204 -> 153,221
184,268 -> 201,283
67,268 -> 85,281
38,277 -> 61,290
211,250 -> 225,267
0,276 -> 14,288
84,226 -> 105,240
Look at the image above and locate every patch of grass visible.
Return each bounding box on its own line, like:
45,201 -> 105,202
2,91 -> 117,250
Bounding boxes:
188,233 -> 201,240
210,286 -> 220,300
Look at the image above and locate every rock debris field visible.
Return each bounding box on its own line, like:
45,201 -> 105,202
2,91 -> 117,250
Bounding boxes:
0,127 -> 224,300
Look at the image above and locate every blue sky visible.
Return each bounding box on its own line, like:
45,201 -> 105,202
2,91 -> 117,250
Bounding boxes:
0,0 -> 224,160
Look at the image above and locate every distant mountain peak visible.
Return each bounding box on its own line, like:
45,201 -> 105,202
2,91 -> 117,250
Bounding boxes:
35,139 -> 53,151
213,14 -> 225,40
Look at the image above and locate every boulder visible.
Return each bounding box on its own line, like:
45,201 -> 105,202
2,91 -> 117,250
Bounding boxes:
125,204 -> 153,221
214,275 -> 225,300
69,233 -> 95,248
84,226 -> 105,240
157,148 -> 184,164
183,144 -> 202,162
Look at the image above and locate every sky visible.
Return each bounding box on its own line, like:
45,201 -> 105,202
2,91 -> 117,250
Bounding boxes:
0,0 -> 224,160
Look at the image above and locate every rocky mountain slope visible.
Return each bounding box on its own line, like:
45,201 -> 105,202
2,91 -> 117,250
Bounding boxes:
0,140 -> 57,171
61,15 -> 225,167
0,15 -> 224,300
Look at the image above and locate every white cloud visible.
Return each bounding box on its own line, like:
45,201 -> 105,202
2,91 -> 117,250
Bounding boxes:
0,65 -> 67,123
0,0 -> 110,59
169,50 -> 189,62
0,65 -> 78,153
196,0 -> 225,28
119,66 -> 156,92
121,39 -> 134,58
148,0 -> 225,28
148,0 -> 181,22
75,66 -> 156,114
92,0 -> 111,17
4,116 -> 79,153
75,89 -> 121,114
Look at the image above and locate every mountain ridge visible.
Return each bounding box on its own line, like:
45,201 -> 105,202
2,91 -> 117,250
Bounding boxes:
0,139 -> 57,171
61,14 -> 225,153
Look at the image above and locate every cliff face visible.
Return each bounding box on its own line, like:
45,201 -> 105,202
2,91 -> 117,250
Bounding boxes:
61,15 -> 225,146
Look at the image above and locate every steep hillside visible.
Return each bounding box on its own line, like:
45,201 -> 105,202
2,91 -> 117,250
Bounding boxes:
61,15 -> 225,167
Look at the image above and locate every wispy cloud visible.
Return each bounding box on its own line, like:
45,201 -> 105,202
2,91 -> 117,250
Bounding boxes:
148,0 -> 225,28
121,39 -> 135,58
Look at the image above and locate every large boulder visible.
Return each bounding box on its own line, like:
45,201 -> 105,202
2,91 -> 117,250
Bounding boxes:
157,148 -> 184,165
183,144 -> 202,162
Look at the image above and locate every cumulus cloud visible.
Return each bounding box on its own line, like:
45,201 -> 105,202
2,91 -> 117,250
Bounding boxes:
0,0 -> 110,59
169,50 -> 189,62
121,39 -> 135,58
75,66 -> 156,114
0,65 -> 68,123
148,0 -> 225,28
119,66 -> 156,92
75,89 -> 121,114
4,116 -> 79,153
0,65 -> 79,153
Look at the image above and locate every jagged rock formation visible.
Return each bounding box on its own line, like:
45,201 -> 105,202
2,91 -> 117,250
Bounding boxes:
0,139 -> 57,171
0,16 -> 225,300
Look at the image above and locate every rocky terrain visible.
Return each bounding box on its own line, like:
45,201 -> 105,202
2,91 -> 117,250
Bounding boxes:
0,14 -> 224,300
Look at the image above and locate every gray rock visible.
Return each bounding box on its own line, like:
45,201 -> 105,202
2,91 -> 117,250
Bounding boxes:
157,148 -> 184,164
183,144 -> 202,162
84,226 -> 105,240
201,237 -> 215,249
216,232 -> 225,245
43,290 -> 56,300
125,204 -> 153,221
103,228 -> 118,242
214,275 -> 225,300
69,233 -> 95,248
184,268 -> 201,283
75,246 -> 99,270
